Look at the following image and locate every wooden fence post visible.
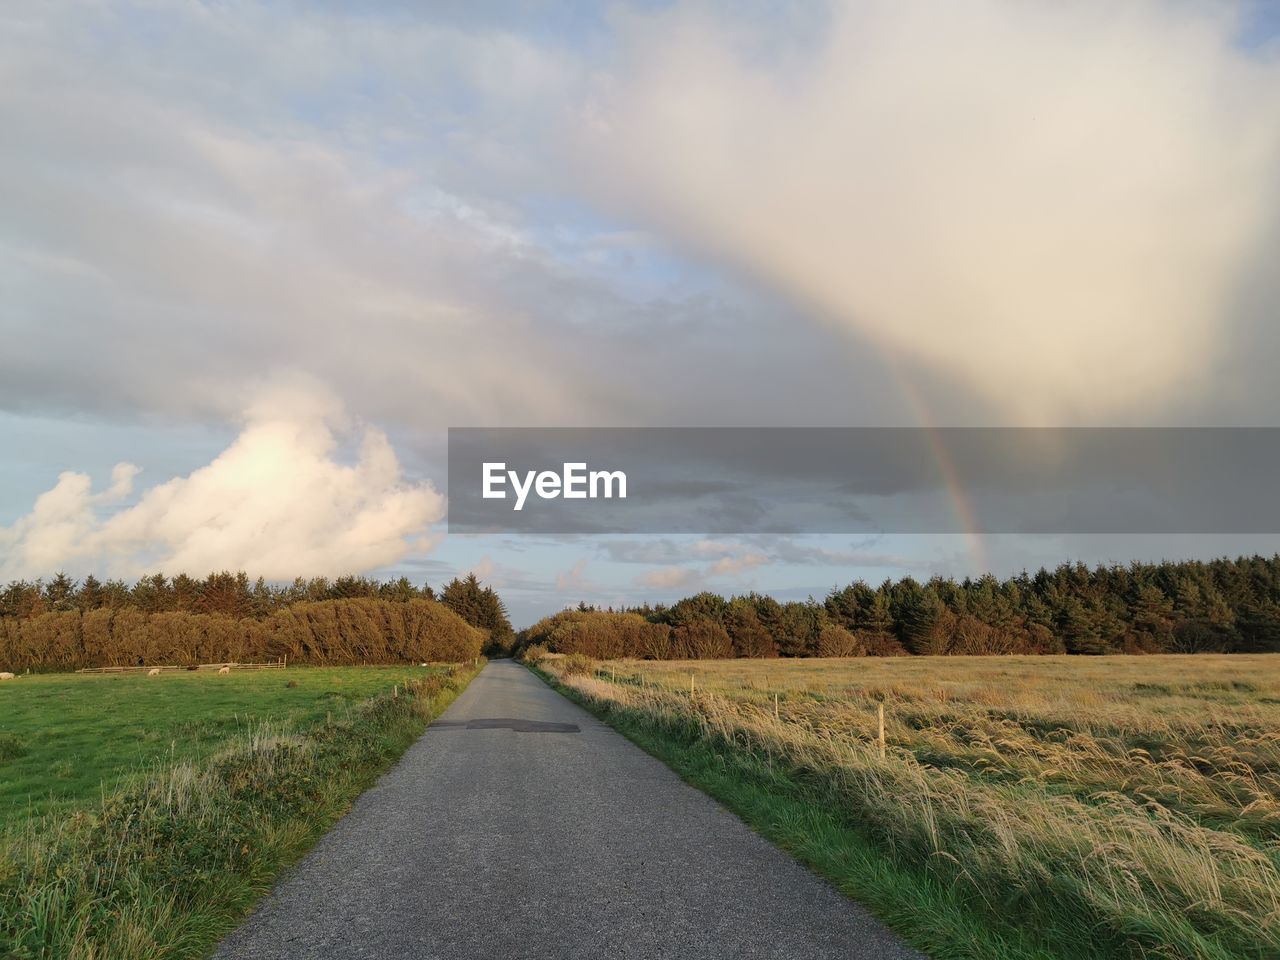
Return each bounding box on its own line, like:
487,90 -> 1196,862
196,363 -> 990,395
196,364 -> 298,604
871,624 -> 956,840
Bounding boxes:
878,702 -> 886,759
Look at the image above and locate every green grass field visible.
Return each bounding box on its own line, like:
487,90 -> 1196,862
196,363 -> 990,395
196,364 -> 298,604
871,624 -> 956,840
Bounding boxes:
0,666 -> 440,829
538,653 -> 1280,960
0,663 -> 479,959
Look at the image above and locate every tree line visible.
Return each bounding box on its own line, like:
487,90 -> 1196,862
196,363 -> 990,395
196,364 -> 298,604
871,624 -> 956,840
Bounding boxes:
521,555 -> 1280,659
0,571 -> 516,668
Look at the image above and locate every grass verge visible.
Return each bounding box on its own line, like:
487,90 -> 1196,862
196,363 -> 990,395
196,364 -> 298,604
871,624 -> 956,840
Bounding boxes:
0,661 -> 482,959
531,658 -> 1278,960
0,666 -> 462,827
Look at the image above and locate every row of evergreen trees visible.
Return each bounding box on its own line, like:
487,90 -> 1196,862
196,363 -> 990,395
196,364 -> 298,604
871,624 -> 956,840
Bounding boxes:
526,556 -> 1280,658
0,571 -> 515,656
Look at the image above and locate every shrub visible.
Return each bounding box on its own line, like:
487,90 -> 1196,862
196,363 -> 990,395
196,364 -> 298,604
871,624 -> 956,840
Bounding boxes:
670,621 -> 733,659
523,610 -> 673,660
520,643 -> 549,664
817,624 -> 864,657
561,653 -> 598,677
0,619 -> 19,671
0,598 -> 485,670
17,612 -> 83,669
0,733 -> 26,762
861,632 -> 910,657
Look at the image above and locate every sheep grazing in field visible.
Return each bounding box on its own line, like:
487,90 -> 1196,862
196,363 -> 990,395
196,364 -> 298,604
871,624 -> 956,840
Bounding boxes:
147,668 -> 161,677
218,665 -> 231,675
0,672 -> 14,681
419,662 -> 428,667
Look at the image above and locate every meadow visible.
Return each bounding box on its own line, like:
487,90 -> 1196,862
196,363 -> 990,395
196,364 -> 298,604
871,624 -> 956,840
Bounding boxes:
0,663 -> 481,959
0,666 -> 445,827
536,653 -> 1280,960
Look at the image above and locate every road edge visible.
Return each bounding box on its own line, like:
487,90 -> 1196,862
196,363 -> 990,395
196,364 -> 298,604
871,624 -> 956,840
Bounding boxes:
528,662 -> 1057,960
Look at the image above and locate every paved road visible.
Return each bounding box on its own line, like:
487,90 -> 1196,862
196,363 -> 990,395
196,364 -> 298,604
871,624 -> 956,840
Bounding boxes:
215,660 -> 925,959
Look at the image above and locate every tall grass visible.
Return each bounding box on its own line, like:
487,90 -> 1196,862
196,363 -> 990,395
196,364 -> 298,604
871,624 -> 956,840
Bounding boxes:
538,655 -> 1280,960
0,662 -> 481,960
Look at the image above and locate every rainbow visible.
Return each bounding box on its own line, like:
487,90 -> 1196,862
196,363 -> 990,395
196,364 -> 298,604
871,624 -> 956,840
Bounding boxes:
880,352 -> 990,575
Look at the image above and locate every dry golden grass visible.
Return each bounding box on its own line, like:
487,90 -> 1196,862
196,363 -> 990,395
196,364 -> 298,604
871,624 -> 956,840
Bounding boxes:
544,654 -> 1280,959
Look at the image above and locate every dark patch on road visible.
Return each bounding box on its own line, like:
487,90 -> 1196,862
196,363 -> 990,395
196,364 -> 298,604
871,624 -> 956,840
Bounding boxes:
429,717 -> 581,733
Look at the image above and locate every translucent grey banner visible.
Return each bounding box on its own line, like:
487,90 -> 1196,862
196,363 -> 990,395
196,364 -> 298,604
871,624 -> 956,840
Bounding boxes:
446,428 -> 1280,534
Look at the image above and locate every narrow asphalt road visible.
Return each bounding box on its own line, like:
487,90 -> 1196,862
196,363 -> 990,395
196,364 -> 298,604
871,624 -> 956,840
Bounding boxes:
214,660 -> 926,959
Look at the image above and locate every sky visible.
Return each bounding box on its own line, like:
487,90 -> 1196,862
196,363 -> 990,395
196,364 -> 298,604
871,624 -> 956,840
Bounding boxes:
3,1 -> 1280,625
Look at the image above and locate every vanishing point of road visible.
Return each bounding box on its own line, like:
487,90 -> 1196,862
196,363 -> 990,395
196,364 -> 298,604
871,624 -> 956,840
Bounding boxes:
214,659 -> 926,959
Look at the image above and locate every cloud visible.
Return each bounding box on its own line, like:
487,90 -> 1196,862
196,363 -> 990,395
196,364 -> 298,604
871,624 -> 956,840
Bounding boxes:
637,566 -> 704,590
706,551 -> 767,577
555,558 -> 591,591
598,534 -> 919,571
467,557 -> 497,582
0,378 -> 443,580
584,1 -> 1280,421
0,2 -> 894,434
632,538 -> 772,591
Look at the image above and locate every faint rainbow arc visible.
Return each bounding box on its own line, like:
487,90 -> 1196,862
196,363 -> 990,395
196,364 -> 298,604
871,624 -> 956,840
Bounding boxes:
877,351 -> 990,575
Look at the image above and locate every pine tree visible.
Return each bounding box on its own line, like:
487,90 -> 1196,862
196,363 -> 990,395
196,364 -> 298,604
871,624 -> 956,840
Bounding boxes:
900,588 -> 950,655
1131,585 -> 1175,646
44,572 -> 77,612
725,597 -> 777,657
172,573 -> 199,611
441,574 -> 514,656
132,574 -> 173,613
78,574 -> 105,610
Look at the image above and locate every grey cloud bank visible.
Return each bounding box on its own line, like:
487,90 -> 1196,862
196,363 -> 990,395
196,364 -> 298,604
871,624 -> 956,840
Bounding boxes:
2,1 -> 1280,601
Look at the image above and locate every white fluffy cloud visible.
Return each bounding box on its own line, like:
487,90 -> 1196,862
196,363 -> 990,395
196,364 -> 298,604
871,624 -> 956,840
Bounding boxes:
0,380 -> 444,580
584,1 -> 1280,420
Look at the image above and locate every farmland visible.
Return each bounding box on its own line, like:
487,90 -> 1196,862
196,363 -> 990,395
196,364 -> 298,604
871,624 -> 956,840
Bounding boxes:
0,666 -> 448,827
537,653 -> 1280,960
0,663 -> 481,959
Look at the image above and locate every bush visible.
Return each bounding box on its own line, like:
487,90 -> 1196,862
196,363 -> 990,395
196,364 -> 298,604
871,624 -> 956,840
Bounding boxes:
0,732 -> 26,762
670,621 -> 733,659
561,653 -> 598,677
522,610 -> 673,660
861,632 -> 910,657
817,624 -> 864,657
0,598 -> 485,670
520,643 -> 549,664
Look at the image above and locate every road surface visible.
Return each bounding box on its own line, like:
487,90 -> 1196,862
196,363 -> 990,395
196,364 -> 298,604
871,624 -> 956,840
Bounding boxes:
214,660 -> 926,959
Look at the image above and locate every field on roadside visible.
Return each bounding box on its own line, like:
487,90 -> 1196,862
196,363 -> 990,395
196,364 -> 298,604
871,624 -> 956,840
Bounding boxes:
0,662 -> 480,960
538,654 -> 1280,960
0,666 -> 444,828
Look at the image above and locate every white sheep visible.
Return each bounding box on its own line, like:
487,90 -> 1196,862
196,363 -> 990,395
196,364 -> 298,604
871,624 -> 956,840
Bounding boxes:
218,665 -> 230,675
419,662 -> 428,667
147,667 -> 161,677
0,672 -> 14,681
